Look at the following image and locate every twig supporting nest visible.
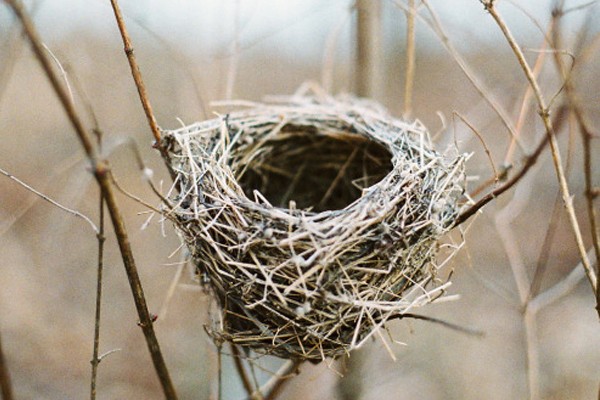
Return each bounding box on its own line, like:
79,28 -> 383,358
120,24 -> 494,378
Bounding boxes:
162,94 -> 467,362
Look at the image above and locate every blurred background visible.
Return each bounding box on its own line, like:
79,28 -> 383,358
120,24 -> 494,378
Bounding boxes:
0,0 -> 599,399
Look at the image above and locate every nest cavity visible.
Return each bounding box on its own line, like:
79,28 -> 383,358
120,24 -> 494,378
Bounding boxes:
162,95 -> 467,362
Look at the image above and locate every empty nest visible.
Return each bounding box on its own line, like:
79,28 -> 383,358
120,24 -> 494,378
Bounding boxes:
161,94 -> 467,362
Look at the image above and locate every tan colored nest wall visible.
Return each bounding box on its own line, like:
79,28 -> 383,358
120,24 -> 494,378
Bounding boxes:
162,95 -> 467,361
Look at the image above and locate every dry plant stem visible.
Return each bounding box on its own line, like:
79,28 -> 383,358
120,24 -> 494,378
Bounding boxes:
454,105 -> 565,227
454,111 -> 498,180
261,360 -> 301,400
230,344 -> 256,399
504,25 -> 551,167
416,0 -> 524,152
551,10 -> 600,312
90,197 -> 106,400
355,0 -> 381,97
2,1 -> 178,398
107,0 -> 175,180
108,0 -> 159,144
0,328 -> 14,400
403,0 -> 416,118
483,0 -> 597,301
0,166 -> 99,233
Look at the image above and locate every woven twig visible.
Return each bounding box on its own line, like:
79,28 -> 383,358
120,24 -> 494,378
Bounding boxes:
162,94 -> 467,361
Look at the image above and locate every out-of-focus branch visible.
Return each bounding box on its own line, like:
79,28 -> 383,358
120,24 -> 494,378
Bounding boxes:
0,327 -> 14,400
403,0 -> 416,118
1,0 -> 178,397
355,0 -> 381,97
481,0 -> 597,311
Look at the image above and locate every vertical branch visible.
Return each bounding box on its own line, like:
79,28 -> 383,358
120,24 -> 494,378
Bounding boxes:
0,327 -> 14,400
403,0 -> 416,118
551,5 -> 600,312
108,0 -> 160,144
224,0 -> 241,100
107,0 -> 175,180
482,1 -> 597,303
1,1 -> 178,398
355,0 -> 381,97
90,196 -> 106,400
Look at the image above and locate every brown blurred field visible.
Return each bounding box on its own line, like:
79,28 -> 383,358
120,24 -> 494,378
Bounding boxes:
1,1 -> 599,399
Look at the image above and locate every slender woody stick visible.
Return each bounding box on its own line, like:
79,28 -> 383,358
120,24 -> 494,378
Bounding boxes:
481,0 -> 597,303
108,0 -> 160,144
1,1 -> 178,397
403,0 -> 416,118
90,197 -> 106,400
107,0 -> 176,180
355,0 -> 381,97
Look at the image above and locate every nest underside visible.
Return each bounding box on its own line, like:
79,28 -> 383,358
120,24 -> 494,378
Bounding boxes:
162,95 -> 466,361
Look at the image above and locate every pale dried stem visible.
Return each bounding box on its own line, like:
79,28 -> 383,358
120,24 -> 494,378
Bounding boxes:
403,0 -> 416,118
355,0 -> 381,97
410,0 -> 525,152
224,0 -> 241,100
483,1 -> 597,299
454,111 -> 498,181
504,23 -> 552,167
0,166 -> 99,233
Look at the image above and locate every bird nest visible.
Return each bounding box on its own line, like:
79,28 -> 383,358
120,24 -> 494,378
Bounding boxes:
161,94 -> 467,362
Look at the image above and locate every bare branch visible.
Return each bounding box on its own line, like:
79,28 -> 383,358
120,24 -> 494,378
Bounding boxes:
90,195 -> 105,400
1,0 -> 179,397
355,0 -> 382,97
0,166 -> 99,233
482,0 -> 597,306
403,0 -> 416,118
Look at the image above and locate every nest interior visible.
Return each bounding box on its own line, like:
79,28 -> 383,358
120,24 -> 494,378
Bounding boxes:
163,95 -> 467,362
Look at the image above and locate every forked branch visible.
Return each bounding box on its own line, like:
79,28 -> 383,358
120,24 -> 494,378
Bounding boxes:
480,0 -> 597,313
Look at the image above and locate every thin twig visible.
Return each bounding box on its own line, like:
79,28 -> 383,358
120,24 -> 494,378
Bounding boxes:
108,0 -> 160,144
403,0 -> 416,118
453,111 -> 498,181
399,0 -> 525,152
0,327 -> 14,400
107,0 -> 175,180
482,0 -> 597,306
454,105 -> 566,227
90,195 -> 106,400
503,21 -> 552,167
1,1 -> 178,397
0,166 -> 99,233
